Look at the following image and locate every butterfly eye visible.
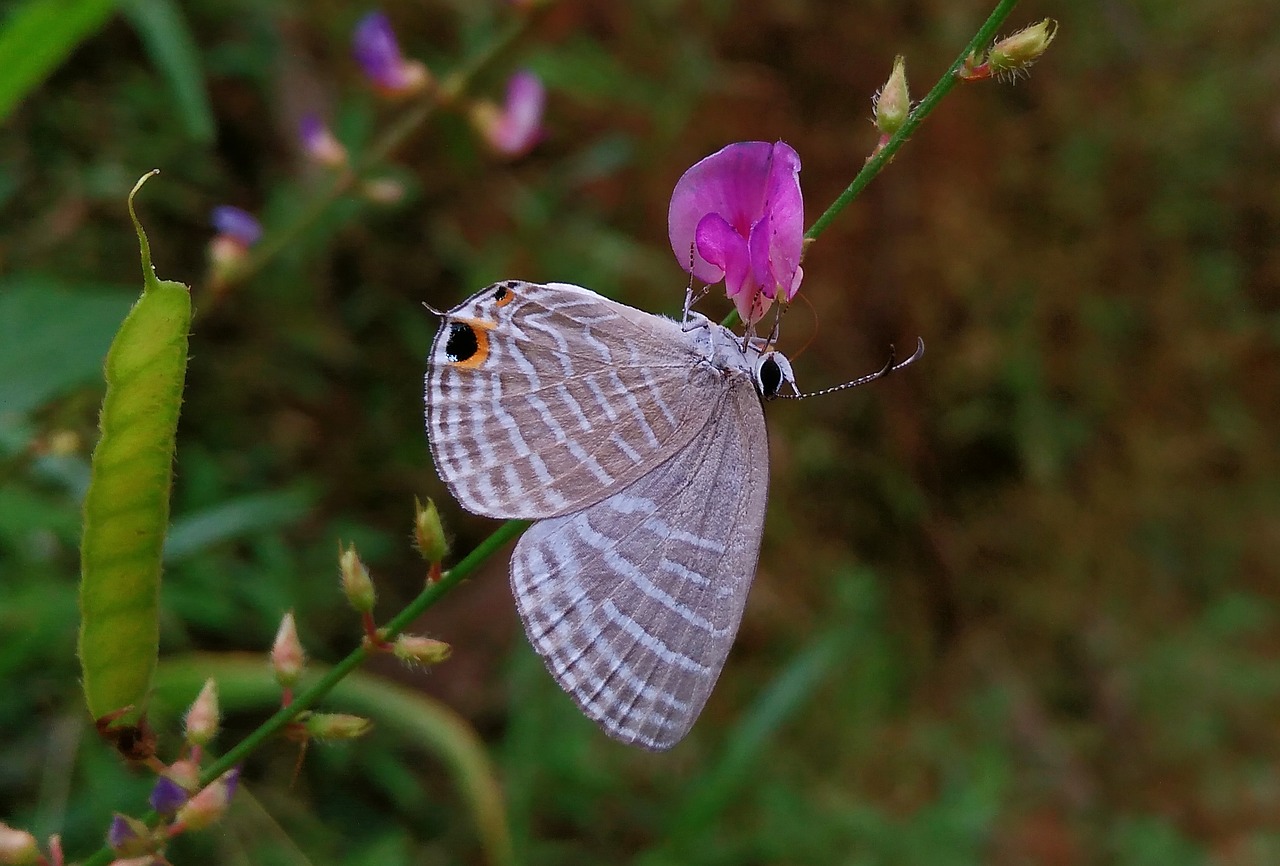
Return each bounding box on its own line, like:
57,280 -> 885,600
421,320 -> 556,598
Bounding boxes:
755,352 -> 796,398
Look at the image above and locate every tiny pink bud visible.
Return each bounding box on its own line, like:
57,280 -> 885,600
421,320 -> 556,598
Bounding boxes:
271,611 -> 306,688
988,19 -> 1058,73
339,543 -> 377,613
302,712 -> 374,741
413,497 -> 448,563
165,758 -> 200,791
0,823 -> 38,865
393,634 -> 452,666
184,678 -> 219,747
471,70 -> 545,158
173,768 -> 240,832
873,55 -> 910,136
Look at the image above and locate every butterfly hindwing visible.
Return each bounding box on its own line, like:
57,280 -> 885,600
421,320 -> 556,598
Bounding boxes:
509,380 -> 769,750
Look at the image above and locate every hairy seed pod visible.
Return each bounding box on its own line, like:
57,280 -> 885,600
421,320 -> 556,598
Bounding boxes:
79,171 -> 192,722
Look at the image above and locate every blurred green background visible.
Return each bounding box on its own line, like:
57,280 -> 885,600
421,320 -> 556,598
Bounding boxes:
2,0 -> 1278,863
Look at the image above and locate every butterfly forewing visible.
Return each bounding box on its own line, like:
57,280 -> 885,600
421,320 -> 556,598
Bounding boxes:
426,281 -> 718,519
509,381 -> 768,750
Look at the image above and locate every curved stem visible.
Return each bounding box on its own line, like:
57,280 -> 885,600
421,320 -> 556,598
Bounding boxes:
804,0 -> 1020,242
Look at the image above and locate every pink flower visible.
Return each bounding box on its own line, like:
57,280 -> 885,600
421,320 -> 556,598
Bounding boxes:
473,70 -> 545,158
352,11 -> 429,95
668,141 -> 804,326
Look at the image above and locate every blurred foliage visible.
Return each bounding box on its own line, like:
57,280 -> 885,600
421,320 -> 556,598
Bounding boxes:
2,0 -> 1278,864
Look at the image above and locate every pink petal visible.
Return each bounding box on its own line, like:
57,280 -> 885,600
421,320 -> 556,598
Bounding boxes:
669,141 -> 778,283
761,141 -> 804,299
490,70 -> 545,156
695,212 -> 752,299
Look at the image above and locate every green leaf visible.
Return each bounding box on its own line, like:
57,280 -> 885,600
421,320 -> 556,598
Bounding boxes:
121,0 -> 214,142
0,277 -> 135,418
0,0 -> 118,121
78,172 -> 192,722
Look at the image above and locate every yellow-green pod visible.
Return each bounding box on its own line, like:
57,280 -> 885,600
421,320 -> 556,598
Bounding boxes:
79,171 -> 192,722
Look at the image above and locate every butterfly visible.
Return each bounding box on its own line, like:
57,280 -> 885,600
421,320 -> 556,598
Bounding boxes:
425,280 -> 918,749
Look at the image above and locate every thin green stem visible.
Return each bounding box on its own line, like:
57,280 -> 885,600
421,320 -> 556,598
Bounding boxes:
717,0 -> 1020,332
804,0 -> 1020,242
79,521 -> 528,866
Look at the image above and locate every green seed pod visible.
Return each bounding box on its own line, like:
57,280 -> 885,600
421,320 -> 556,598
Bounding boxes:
78,171 -> 192,722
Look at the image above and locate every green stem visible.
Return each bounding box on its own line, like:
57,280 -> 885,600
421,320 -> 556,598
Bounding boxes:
804,0 -> 1020,242
221,9 -> 542,289
79,521 -> 527,866
718,0 -> 1020,333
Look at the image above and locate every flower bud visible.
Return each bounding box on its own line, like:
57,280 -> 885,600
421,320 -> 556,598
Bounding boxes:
352,11 -> 431,97
299,114 -> 348,168
393,634 -> 452,666
107,816 -> 151,857
988,19 -> 1057,73
149,775 -> 189,816
184,678 -> 220,747
471,70 -> 545,158
413,497 -> 448,562
271,611 -> 306,688
339,543 -> 377,613
164,758 -> 200,791
302,712 -> 374,741
174,768 -> 240,832
0,823 -> 38,865
874,55 -> 910,135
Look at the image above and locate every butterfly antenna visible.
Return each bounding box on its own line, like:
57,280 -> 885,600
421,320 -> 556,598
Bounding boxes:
776,337 -> 925,400
422,300 -> 444,316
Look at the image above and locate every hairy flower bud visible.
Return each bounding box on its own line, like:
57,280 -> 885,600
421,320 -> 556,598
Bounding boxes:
339,543 -> 377,613
874,55 -> 910,135
271,612 -> 306,688
184,678 -> 220,747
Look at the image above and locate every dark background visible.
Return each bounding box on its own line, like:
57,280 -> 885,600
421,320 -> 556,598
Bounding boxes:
2,1 -> 1277,863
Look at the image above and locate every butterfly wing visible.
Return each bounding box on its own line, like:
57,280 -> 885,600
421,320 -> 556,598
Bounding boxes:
509,379 -> 768,750
426,281 -> 717,519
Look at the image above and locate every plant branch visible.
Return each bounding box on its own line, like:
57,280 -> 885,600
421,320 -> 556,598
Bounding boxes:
804,0 -> 1021,242
219,8 -> 545,289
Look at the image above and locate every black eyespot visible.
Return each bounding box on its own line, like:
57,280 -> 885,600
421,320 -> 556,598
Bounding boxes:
759,356 -> 783,397
491,285 -> 509,303
444,322 -> 479,362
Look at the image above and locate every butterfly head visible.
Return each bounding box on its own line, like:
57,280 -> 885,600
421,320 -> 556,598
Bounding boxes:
755,351 -> 797,399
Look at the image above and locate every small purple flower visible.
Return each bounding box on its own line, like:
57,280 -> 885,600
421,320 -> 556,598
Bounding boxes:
149,775 -> 189,815
299,113 -> 348,167
210,206 -> 262,248
107,814 -> 148,856
352,11 -> 428,94
475,70 -> 545,158
668,141 -> 804,326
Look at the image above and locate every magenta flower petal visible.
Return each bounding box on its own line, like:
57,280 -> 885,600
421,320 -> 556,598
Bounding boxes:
696,212 -> 752,297
487,70 -> 545,156
352,12 -> 404,88
668,140 -> 804,324
210,206 -> 261,247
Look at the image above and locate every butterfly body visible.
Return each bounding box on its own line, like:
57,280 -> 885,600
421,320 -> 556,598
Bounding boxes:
425,280 -> 790,749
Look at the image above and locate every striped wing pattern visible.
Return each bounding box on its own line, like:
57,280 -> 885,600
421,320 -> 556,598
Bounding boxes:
510,382 -> 768,750
426,281 -> 716,519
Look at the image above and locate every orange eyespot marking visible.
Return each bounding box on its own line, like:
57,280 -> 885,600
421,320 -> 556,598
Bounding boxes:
492,284 -> 516,307
443,318 -> 494,369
